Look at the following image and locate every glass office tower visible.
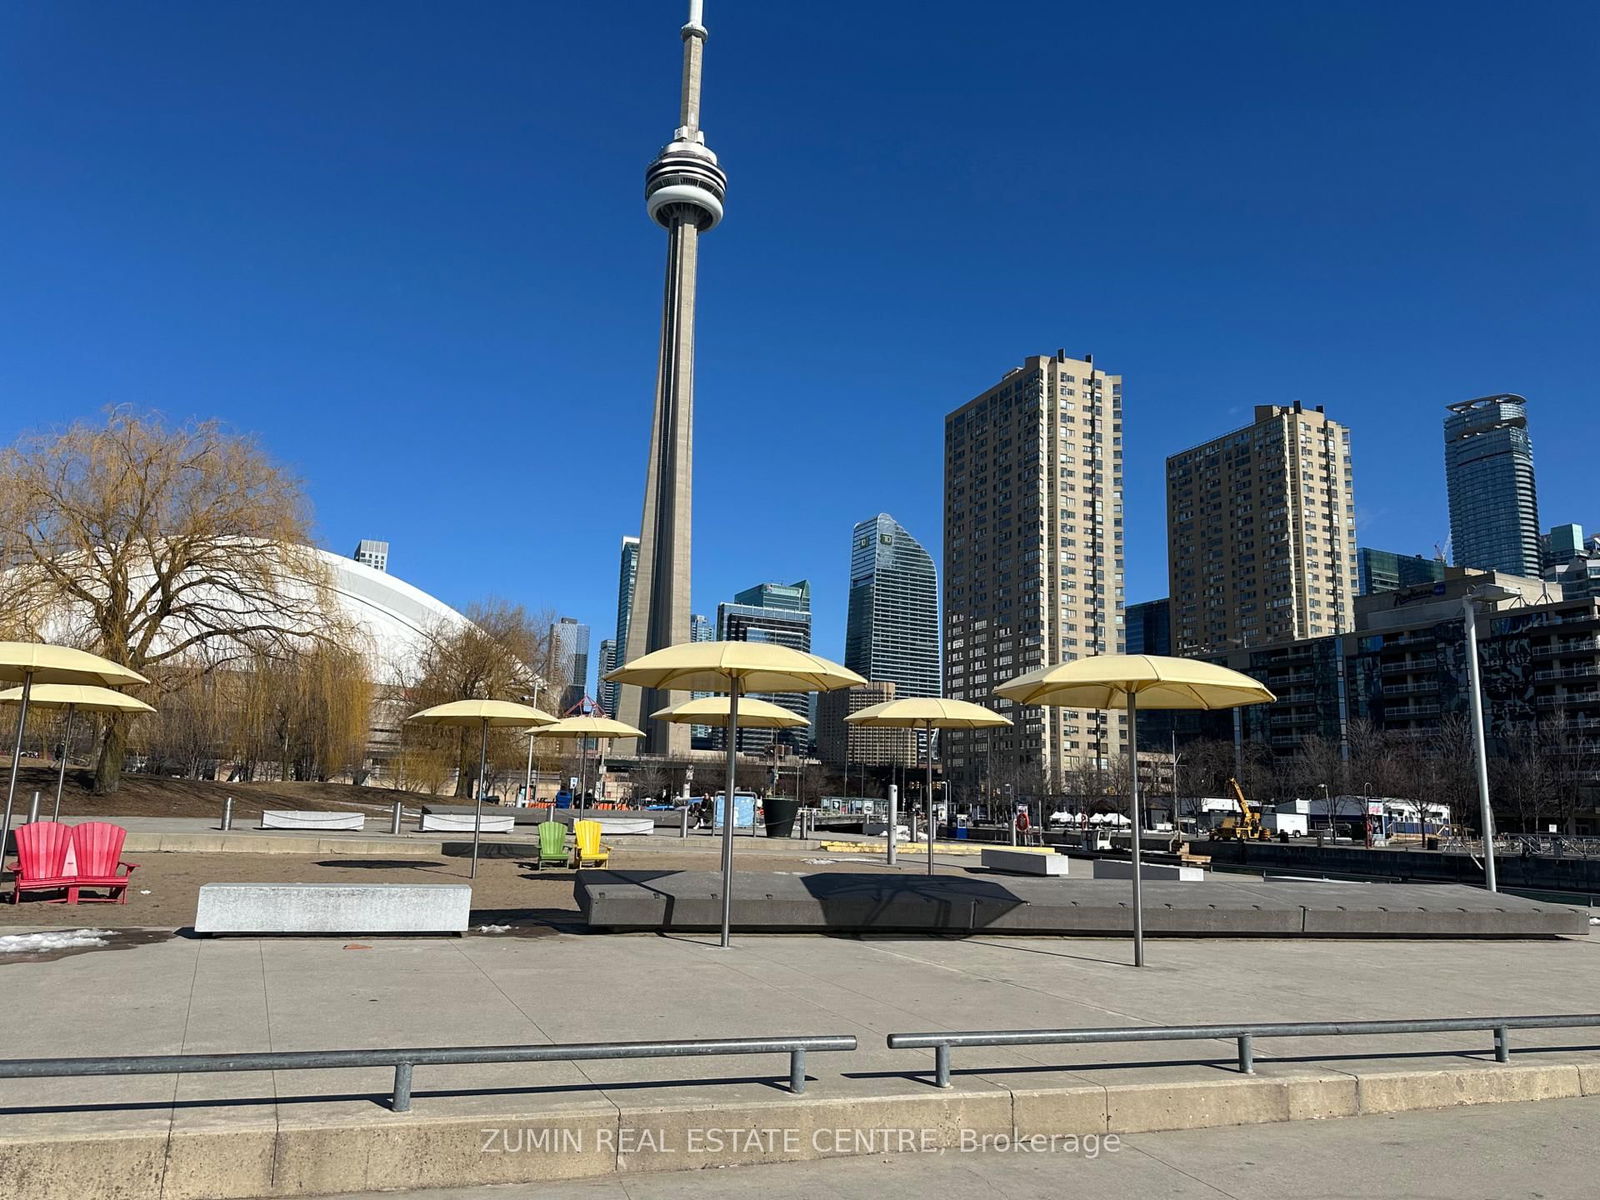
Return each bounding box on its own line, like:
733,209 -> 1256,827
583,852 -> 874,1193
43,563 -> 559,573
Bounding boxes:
1444,395 -> 1541,577
844,514 -> 940,698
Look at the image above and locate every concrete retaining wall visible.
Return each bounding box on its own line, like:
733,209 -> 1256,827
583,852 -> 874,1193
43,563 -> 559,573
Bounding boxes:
2,1061 -> 1593,1200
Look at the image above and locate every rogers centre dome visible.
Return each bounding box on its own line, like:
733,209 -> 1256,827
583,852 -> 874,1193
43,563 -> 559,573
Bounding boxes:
313,548 -> 472,679
12,542 -> 474,684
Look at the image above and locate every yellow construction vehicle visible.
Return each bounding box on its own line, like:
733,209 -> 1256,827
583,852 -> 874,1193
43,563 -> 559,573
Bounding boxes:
1214,777 -> 1270,841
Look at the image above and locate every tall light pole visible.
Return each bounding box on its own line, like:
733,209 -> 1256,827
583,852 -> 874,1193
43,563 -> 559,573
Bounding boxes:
1463,582 -> 1520,892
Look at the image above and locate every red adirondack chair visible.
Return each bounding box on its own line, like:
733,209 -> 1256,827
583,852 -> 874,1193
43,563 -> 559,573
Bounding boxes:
68,822 -> 137,904
8,821 -> 75,904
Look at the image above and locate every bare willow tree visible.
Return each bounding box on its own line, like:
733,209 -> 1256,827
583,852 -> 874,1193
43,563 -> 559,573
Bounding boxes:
396,602 -> 564,798
0,410 -> 354,792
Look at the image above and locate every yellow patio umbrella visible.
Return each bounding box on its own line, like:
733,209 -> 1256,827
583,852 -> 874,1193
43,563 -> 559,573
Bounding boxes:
995,654 -> 1275,967
534,715 -> 645,811
845,697 -> 1012,875
0,643 -> 148,856
0,684 -> 155,823
651,696 -> 809,729
405,698 -> 559,877
609,641 -> 863,947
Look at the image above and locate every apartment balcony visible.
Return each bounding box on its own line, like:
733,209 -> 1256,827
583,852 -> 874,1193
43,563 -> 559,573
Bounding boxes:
1532,637 -> 1600,658
1385,703 -> 1442,719
1533,665 -> 1600,682
1270,670 -> 1315,684
1381,681 -> 1439,697
1379,657 -> 1438,675
1537,692 -> 1600,710
1269,713 -> 1315,728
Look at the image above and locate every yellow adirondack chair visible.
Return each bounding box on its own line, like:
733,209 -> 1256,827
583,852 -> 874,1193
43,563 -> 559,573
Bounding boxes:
571,819 -> 612,869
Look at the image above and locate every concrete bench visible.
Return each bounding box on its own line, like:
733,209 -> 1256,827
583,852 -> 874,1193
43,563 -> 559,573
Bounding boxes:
259,810 -> 365,831
590,817 -> 655,836
419,812 -> 515,834
1091,858 -> 1204,881
981,848 -> 1072,876
194,882 -> 471,934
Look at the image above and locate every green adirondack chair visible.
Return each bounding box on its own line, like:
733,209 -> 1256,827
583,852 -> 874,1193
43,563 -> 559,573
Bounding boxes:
536,820 -> 569,870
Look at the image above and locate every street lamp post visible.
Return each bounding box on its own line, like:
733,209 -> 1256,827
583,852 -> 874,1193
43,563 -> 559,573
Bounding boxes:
1463,583 -> 1519,892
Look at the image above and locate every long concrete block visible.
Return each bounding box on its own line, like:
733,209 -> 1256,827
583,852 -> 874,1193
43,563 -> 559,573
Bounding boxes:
577,871 -> 1590,938
420,812 -> 515,834
576,872 -> 1312,936
982,848 -> 1072,876
194,882 -> 471,935
260,810 -> 365,831
1091,858 -> 1204,881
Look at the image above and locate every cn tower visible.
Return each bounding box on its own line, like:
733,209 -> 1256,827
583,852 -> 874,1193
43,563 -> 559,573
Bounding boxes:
617,0 -> 727,754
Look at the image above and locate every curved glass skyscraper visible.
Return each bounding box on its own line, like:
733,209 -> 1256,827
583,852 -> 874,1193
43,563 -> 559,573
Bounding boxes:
845,514 -> 939,697
1445,395 -> 1540,578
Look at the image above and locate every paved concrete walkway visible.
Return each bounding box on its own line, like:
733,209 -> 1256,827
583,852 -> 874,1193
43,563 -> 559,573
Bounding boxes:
6,930 -> 1600,1197
318,1092 -> 1600,1200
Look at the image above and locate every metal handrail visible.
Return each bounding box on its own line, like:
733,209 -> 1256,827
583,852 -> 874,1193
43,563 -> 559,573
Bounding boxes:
888,1015 -> 1600,1088
0,1033 -> 857,1112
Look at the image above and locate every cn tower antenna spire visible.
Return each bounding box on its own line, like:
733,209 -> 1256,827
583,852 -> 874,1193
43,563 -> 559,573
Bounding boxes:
679,0 -> 707,135
616,0 -> 729,753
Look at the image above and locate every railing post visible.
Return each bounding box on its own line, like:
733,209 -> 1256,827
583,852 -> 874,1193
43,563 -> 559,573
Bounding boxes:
1494,1025 -> 1510,1063
681,807 -> 690,839
221,796 -> 233,832
789,1047 -> 806,1094
391,800 -> 403,835
935,1043 -> 952,1089
1237,1034 -> 1255,1074
391,1062 -> 413,1112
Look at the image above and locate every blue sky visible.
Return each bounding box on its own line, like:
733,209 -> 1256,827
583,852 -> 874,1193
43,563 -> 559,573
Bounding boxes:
2,1 -> 1595,694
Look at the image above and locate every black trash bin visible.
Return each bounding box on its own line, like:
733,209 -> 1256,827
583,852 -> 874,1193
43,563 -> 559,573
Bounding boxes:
763,796 -> 802,838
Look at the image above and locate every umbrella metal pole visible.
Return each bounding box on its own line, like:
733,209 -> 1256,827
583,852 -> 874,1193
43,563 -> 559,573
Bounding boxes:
887,780 -> 897,867
1127,691 -> 1144,967
471,719 -> 487,879
524,731 -> 535,810
2,671 -> 34,862
927,720 -> 936,876
719,679 -> 739,948
52,705 -> 75,822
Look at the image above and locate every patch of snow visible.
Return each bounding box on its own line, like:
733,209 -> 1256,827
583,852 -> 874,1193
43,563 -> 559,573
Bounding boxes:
801,858 -> 838,865
1589,917 -> 1599,926
0,929 -> 112,954
477,924 -> 512,933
